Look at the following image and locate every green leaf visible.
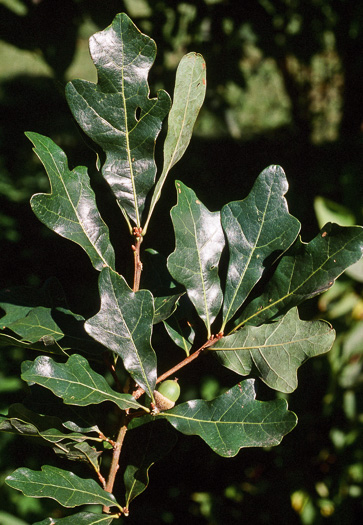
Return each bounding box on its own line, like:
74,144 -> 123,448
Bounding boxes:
23,389 -> 100,435
123,420 -> 177,509
140,249 -> 184,323
27,132 -> 115,271
221,165 -> 300,329
85,267 -> 157,398
0,278 -> 68,327
144,52 -> 207,233
212,308 -> 335,393
54,441 -> 102,469
65,13 -> 171,227
7,306 -> 74,343
0,404 -> 101,467
21,354 -> 145,412
34,513 -> 116,525
6,466 -> 121,509
0,512 -> 28,525
167,181 -> 225,337
163,315 -> 195,356
236,223 -> 363,327
159,380 -> 296,457
314,196 -> 356,228
153,294 -> 183,324
0,332 -> 65,355
4,305 -> 105,355
0,404 -> 90,448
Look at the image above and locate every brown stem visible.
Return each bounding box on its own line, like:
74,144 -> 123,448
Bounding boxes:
103,413 -> 129,513
156,332 -> 223,384
132,227 -> 143,292
102,230 -> 145,513
132,333 -> 224,400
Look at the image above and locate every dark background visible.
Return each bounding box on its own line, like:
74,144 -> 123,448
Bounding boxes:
0,1 -> 362,524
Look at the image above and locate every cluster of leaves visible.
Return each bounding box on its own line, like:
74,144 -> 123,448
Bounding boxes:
1,13 -> 362,524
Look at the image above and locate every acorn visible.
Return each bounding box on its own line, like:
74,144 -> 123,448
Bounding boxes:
153,379 -> 181,413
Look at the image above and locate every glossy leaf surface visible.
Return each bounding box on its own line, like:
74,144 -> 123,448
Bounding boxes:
213,308 -> 335,392
34,513 -> 116,525
221,165 -> 300,328
28,133 -> 115,271
85,268 -> 157,398
144,52 -> 206,232
6,466 -> 120,509
21,354 -> 145,412
66,13 -> 171,226
237,223 -> 363,327
167,181 -> 225,336
160,379 -> 296,457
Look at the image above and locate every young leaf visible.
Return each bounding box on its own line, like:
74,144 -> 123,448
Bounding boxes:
27,133 -> 115,271
158,379 -> 296,457
6,466 -> 121,510
54,441 -> 102,469
167,181 -> 225,337
21,354 -> 146,412
123,420 -> 177,510
65,13 -> 171,227
163,315 -> 195,356
153,294 -> 183,324
34,513 -> 117,525
236,223 -> 363,328
85,267 -> 157,398
212,308 -> 335,393
221,165 -> 300,328
143,52 -> 207,233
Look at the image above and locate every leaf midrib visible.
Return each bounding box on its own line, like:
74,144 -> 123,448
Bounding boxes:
222,186 -> 273,328
233,233 -> 360,331
37,137 -> 111,269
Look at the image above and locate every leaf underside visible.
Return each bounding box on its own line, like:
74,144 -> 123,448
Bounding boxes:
0,403 -> 91,453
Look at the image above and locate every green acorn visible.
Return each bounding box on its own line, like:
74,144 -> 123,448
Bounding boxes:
153,379 -> 181,412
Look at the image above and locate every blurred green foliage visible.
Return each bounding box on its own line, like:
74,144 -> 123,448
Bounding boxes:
0,1 -> 362,523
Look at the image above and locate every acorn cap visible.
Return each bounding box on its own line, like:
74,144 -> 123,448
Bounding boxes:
153,390 -> 176,412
